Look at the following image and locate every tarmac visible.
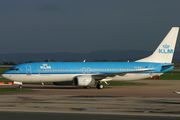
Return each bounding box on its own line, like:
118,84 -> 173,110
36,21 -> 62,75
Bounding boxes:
0,80 -> 180,119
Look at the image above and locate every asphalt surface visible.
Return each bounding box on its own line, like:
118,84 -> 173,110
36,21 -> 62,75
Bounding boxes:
1,80 -> 180,119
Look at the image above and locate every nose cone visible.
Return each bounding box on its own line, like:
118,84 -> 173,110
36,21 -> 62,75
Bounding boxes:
1,73 -> 6,79
1,71 -> 9,79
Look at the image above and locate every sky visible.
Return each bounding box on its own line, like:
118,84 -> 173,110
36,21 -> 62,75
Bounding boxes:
1,0 -> 180,54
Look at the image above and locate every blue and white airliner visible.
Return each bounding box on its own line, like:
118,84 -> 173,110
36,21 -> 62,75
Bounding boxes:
1,27 -> 179,89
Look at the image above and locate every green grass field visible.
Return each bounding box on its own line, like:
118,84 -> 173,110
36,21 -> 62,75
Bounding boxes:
0,88 -> 33,93
0,67 -> 9,76
98,82 -> 144,86
153,72 -> 180,80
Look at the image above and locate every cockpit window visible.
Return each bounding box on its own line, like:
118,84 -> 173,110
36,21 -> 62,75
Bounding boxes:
9,67 -> 19,71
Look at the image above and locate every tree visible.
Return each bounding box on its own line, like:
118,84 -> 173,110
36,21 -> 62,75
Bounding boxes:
9,62 -> 16,65
75,59 -> 82,62
101,59 -> 108,62
3,62 -> 9,65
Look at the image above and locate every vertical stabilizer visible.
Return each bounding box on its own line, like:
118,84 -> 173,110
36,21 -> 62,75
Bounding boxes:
136,27 -> 179,63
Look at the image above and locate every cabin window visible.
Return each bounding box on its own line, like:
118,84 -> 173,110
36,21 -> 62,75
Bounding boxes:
71,69 -> 73,71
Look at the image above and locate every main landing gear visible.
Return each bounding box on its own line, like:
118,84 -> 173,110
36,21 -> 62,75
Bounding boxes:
96,83 -> 104,89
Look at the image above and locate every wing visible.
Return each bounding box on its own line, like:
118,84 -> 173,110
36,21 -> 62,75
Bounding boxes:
93,68 -> 154,79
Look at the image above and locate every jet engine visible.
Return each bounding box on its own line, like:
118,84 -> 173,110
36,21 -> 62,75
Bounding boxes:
74,75 -> 95,87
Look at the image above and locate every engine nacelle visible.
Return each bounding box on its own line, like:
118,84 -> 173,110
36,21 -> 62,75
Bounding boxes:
74,75 -> 95,87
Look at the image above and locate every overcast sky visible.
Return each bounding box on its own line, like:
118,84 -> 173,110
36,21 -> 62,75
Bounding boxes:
0,0 -> 180,54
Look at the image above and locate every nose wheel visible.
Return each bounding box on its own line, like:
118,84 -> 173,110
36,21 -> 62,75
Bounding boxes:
96,83 -> 104,89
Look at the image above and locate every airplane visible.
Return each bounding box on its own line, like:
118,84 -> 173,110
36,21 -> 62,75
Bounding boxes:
1,27 -> 179,89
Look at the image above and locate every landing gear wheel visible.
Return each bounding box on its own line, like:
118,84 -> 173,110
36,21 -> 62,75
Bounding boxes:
19,85 -> 22,89
96,84 -> 104,89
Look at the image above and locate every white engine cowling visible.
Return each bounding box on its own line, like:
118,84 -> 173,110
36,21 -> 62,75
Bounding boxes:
74,75 -> 95,87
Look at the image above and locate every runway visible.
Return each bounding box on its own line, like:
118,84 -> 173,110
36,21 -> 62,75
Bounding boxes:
0,80 -> 180,119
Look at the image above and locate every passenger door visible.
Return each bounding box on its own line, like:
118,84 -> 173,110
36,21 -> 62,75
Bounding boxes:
26,65 -> 32,75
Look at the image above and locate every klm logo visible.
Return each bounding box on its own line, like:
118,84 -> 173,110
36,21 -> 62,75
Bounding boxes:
159,44 -> 173,54
83,79 -> 88,83
40,64 -> 51,69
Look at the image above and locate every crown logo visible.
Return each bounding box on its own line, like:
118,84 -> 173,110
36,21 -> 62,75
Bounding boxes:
42,64 -> 47,66
163,44 -> 170,49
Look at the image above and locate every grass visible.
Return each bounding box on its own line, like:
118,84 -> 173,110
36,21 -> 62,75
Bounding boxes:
0,88 -> 33,93
156,72 -> 180,80
0,78 -> 11,83
0,67 -> 10,76
97,82 -> 144,86
146,71 -> 180,80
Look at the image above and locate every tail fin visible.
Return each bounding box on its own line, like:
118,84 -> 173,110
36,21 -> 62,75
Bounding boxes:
136,27 -> 179,63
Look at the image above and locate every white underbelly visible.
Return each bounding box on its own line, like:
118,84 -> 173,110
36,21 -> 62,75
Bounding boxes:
3,74 -> 77,83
